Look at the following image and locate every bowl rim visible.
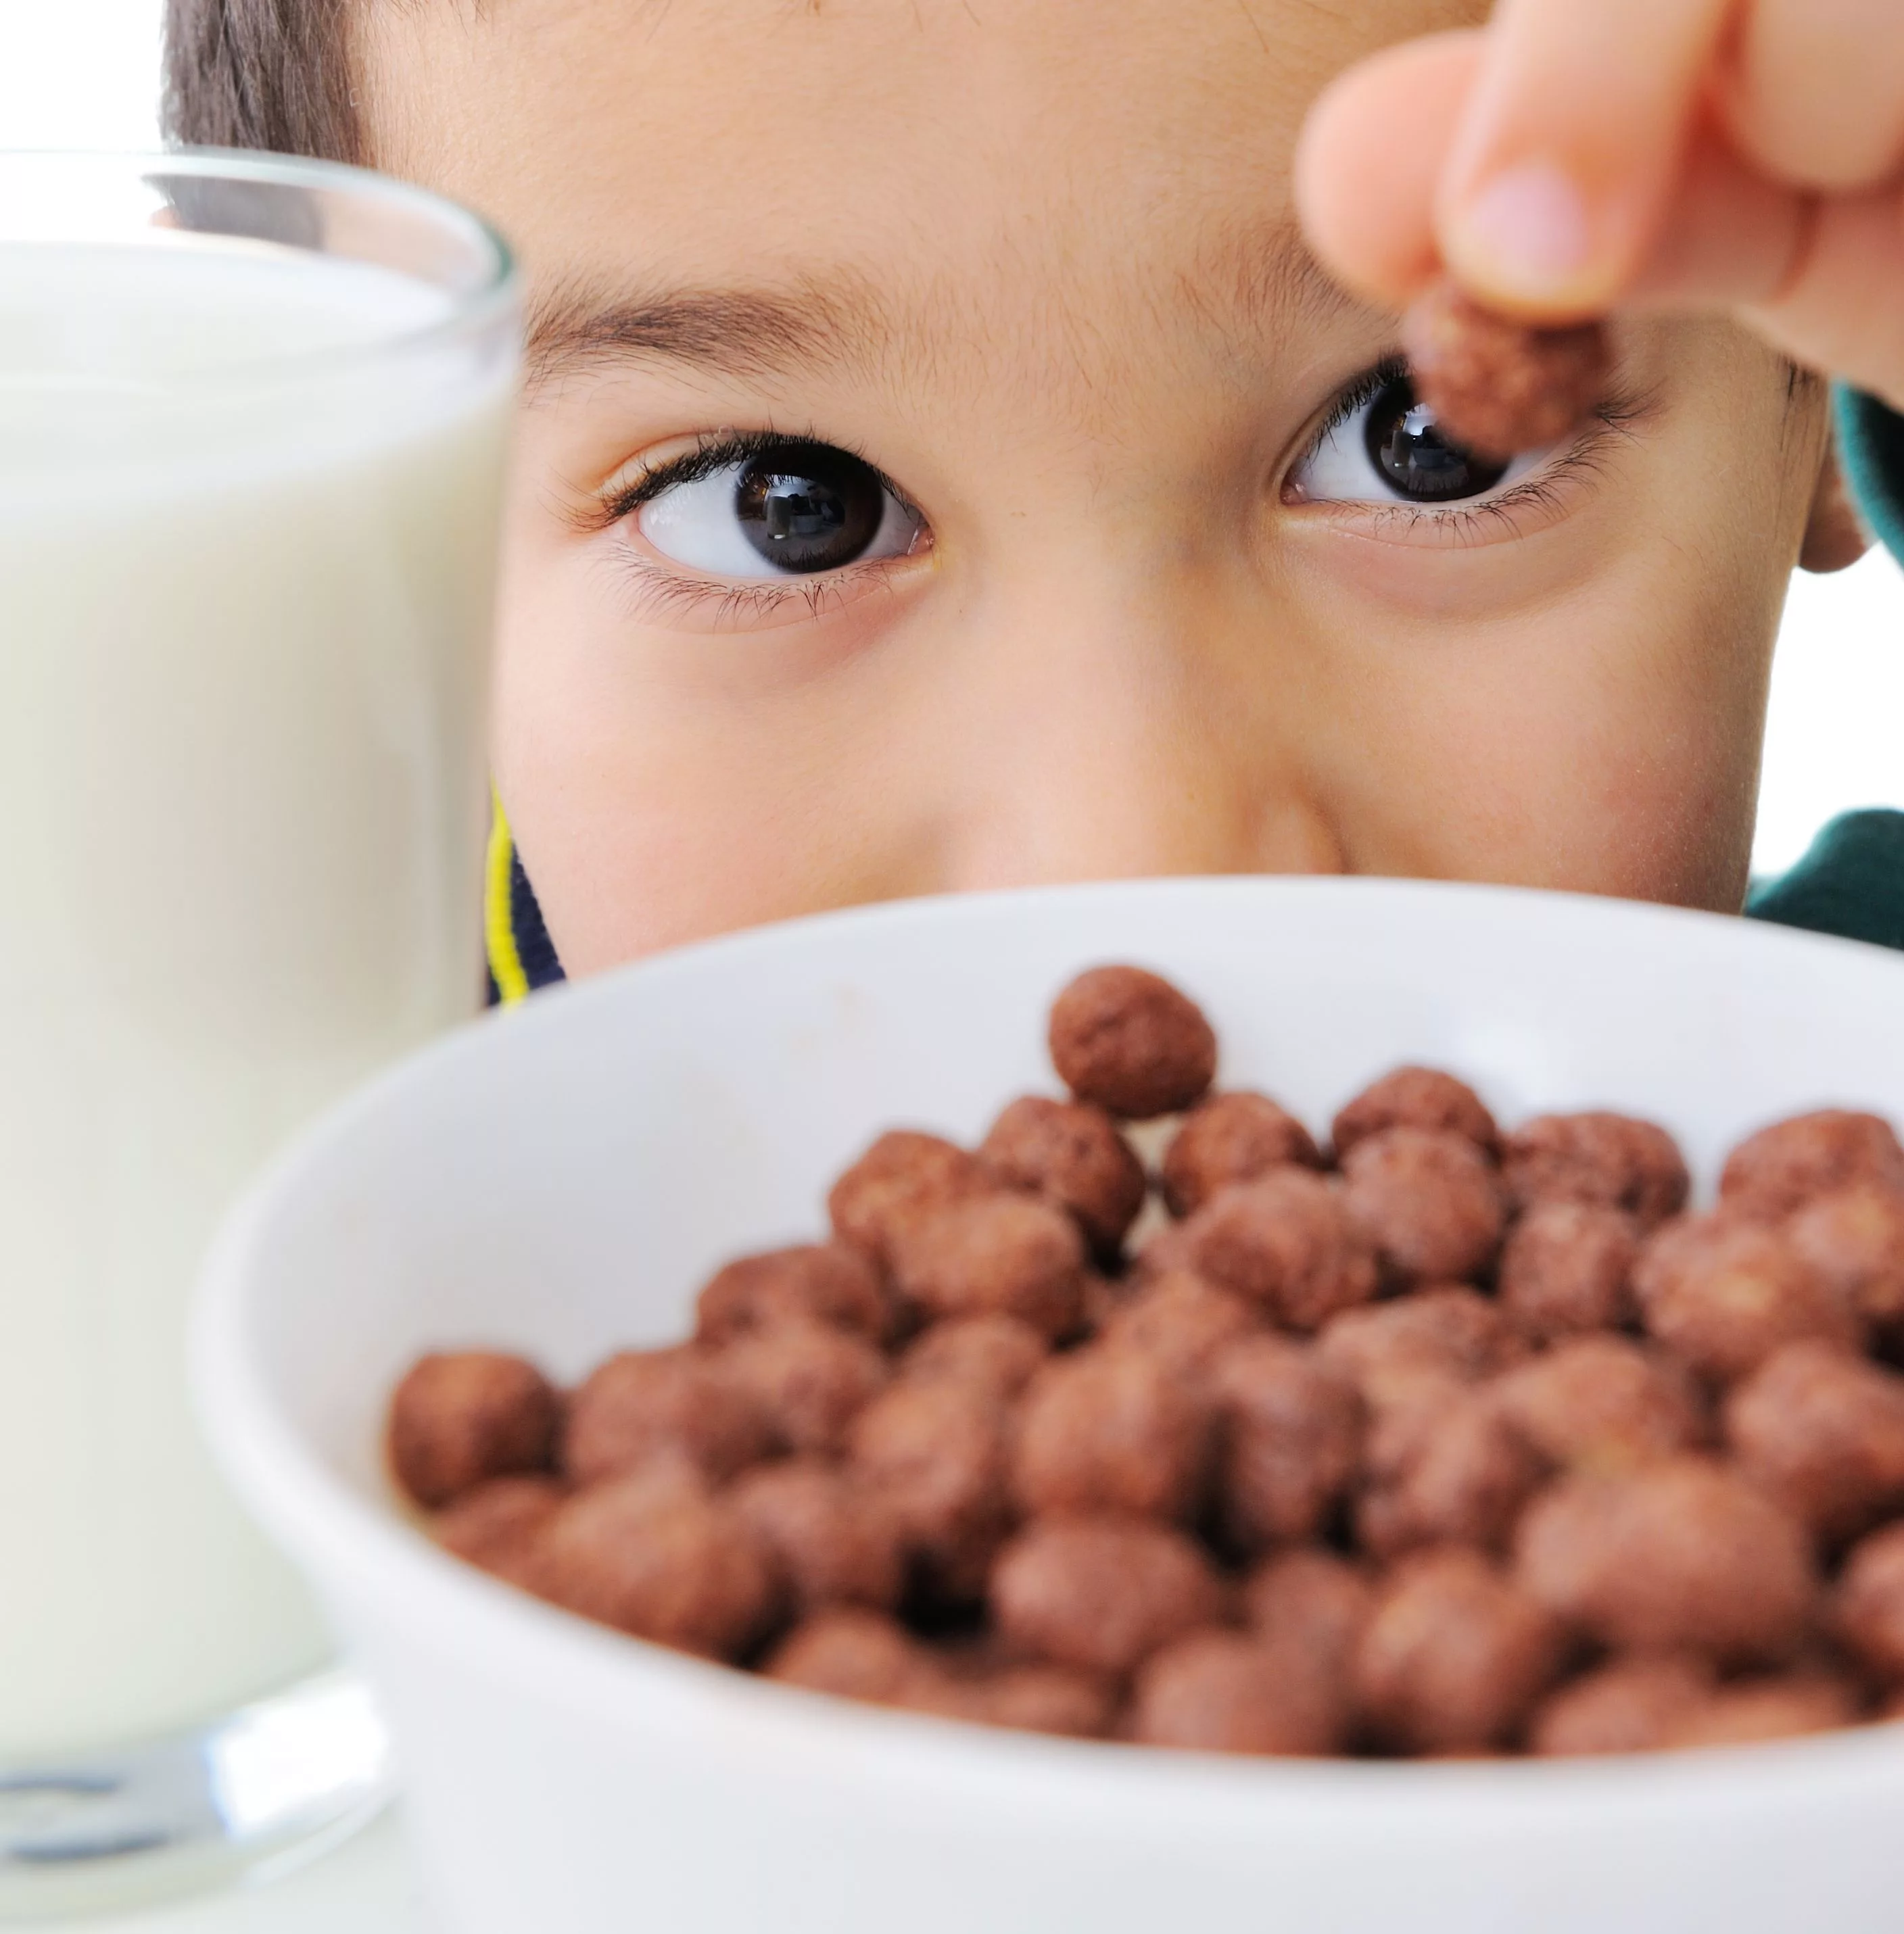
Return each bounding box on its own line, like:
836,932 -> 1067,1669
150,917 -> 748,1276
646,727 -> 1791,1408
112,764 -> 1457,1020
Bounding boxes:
193,875 -> 1904,1818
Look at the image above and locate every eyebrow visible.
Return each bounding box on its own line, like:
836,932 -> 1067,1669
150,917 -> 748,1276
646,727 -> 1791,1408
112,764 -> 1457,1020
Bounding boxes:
525,274 -> 886,389
523,226 -> 1362,391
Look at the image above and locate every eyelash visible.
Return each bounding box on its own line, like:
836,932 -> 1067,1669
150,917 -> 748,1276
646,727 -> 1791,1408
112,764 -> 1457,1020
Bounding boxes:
1288,357 -> 1648,545
588,429 -> 925,627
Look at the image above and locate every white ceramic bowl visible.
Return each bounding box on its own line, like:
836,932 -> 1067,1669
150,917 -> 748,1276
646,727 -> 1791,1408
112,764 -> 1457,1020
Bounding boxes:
197,878 -> 1904,1934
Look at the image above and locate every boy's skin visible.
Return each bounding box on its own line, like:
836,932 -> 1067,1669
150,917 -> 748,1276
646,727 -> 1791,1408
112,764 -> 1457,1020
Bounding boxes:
352,0 -> 1895,977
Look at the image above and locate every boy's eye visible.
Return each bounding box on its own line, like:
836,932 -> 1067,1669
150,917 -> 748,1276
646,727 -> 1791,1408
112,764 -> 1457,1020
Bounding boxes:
637,440 -> 923,578
1289,370 -> 1543,508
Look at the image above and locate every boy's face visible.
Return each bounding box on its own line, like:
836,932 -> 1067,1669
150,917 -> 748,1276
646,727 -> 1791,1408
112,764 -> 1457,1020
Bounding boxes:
364,0 -> 1829,974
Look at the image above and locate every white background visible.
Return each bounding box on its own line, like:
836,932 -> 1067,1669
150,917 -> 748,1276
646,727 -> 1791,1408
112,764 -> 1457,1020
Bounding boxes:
3,0 -> 1899,879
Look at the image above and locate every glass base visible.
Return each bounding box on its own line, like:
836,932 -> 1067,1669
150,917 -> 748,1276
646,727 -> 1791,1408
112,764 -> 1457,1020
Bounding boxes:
0,1668 -> 393,1921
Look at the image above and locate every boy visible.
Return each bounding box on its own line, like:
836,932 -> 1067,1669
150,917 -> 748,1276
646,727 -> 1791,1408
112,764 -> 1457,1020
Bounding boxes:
164,0 -> 1904,995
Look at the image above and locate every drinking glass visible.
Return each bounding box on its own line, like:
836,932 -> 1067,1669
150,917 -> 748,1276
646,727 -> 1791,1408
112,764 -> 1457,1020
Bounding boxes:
0,149 -> 518,1914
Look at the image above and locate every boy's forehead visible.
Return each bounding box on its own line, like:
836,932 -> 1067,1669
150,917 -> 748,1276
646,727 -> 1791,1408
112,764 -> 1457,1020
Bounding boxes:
362,0 -> 1481,383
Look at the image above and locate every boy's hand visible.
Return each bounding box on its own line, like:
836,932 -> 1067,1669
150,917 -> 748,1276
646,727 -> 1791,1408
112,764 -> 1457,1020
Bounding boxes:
1295,1 -> 1904,413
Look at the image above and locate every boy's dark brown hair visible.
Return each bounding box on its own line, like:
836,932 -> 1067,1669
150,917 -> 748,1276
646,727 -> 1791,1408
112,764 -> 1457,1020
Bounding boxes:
163,0 -> 360,162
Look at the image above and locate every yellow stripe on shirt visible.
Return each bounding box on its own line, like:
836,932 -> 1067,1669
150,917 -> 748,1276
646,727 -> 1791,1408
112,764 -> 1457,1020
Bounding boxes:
485,791 -> 531,1007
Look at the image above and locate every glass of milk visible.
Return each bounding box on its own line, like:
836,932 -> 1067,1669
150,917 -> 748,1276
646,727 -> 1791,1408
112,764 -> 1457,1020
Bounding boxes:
0,151 -> 517,1913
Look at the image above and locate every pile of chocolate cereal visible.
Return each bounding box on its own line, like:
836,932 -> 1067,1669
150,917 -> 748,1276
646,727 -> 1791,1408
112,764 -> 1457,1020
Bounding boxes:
387,965 -> 1904,1760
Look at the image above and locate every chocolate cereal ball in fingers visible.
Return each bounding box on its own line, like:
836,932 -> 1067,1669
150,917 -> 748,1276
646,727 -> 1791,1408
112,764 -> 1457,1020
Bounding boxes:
1047,966 -> 1217,1120
1502,1112 -> 1689,1232
1160,1092 -> 1322,1219
388,1351 -> 561,1509
1331,1065 -> 1499,1161
1400,281 -> 1611,462
978,1094 -> 1148,1256
1720,1111 -> 1904,1224
1339,1127 -> 1507,1288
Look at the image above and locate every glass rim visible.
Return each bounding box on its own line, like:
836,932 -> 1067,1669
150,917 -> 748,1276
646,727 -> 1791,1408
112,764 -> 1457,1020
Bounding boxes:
0,146 -> 519,382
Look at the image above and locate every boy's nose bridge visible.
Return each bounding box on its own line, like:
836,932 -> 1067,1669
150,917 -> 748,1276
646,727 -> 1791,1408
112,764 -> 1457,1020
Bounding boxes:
931,586 -> 1346,889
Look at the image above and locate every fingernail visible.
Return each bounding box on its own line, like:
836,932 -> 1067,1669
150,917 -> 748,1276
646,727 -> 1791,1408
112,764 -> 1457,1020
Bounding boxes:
1447,160 -> 1596,304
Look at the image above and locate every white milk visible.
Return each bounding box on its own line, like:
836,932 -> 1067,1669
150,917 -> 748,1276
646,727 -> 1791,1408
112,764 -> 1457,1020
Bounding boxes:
0,242 -> 511,1756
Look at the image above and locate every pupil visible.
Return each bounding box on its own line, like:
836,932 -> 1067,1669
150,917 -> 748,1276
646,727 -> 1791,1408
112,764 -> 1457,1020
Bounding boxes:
1364,377 -> 1509,503
735,442 -> 884,573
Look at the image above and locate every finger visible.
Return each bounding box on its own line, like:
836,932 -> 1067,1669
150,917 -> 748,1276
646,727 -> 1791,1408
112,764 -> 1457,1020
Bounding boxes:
1742,185 -> 1904,412
1293,32 -> 1484,310
1625,123 -> 1811,308
1723,0 -> 1904,191
1436,0 -> 1734,319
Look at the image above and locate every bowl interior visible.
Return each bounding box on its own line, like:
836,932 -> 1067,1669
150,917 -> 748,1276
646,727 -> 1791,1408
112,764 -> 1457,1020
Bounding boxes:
215,876 -> 1904,1511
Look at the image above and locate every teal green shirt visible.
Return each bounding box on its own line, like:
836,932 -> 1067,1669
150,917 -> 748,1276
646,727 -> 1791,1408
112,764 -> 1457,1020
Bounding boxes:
1745,390 -> 1904,954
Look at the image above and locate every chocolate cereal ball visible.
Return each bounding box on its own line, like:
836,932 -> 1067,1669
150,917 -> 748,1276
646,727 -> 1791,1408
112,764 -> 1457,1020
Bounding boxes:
1097,1272 -> 1260,1378
1131,1629 -> 1350,1756
1209,1334 -> 1364,1551
1788,1185 -> 1904,1330
1047,966 -> 1218,1119
1400,280 -> 1611,460
433,1474 -> 565,1589
1498,1201 -> 1640,1343
1243,1549 -> 1373,1678
387,1351 -> 561,1509
1725,1341 -> 1904,1545
1340,1128 -> 1507,1287
722,1319 -> 889,1457
849,1379 -> 1014,1605
695,1242 -> 890,1347
1355,1389 -> 1545,1561
1160,1092 -> 1323,1219
903,1664 -> 1116,1739
1632,1215 -> 1861,1386
730,1459 -> 905,1616
765,1608 -> 928,1703
1529,1654 -> 1715,1757
1517,1457 -> 1816,1668
1834,1521 -> 1904,1684
1720,1109 -> 1904,1223
1318,1286 -> 1521,1416
1493,1335 -> 1707,1477
888,1193 -> 1085,1341
536,1471 -> 778,1660
1331,1066 -> 1499,1161
898,1314 -> 1049,1403
991,1513 -> 1228,1678
1663,1675 -> 1863,1750
1354,1548 -> 1566,1756
1012,1346 -> 1213,1524
564,1346 -> 774,1488
1174,1171 -> 1378,1332
1502,1112 -> 1690,1232
978,1095 -> 1148,1255
828,1129 -> 990,1263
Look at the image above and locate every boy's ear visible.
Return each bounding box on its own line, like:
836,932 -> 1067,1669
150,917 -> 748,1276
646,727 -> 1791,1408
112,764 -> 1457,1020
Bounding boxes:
1800,443 -> 1874,575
